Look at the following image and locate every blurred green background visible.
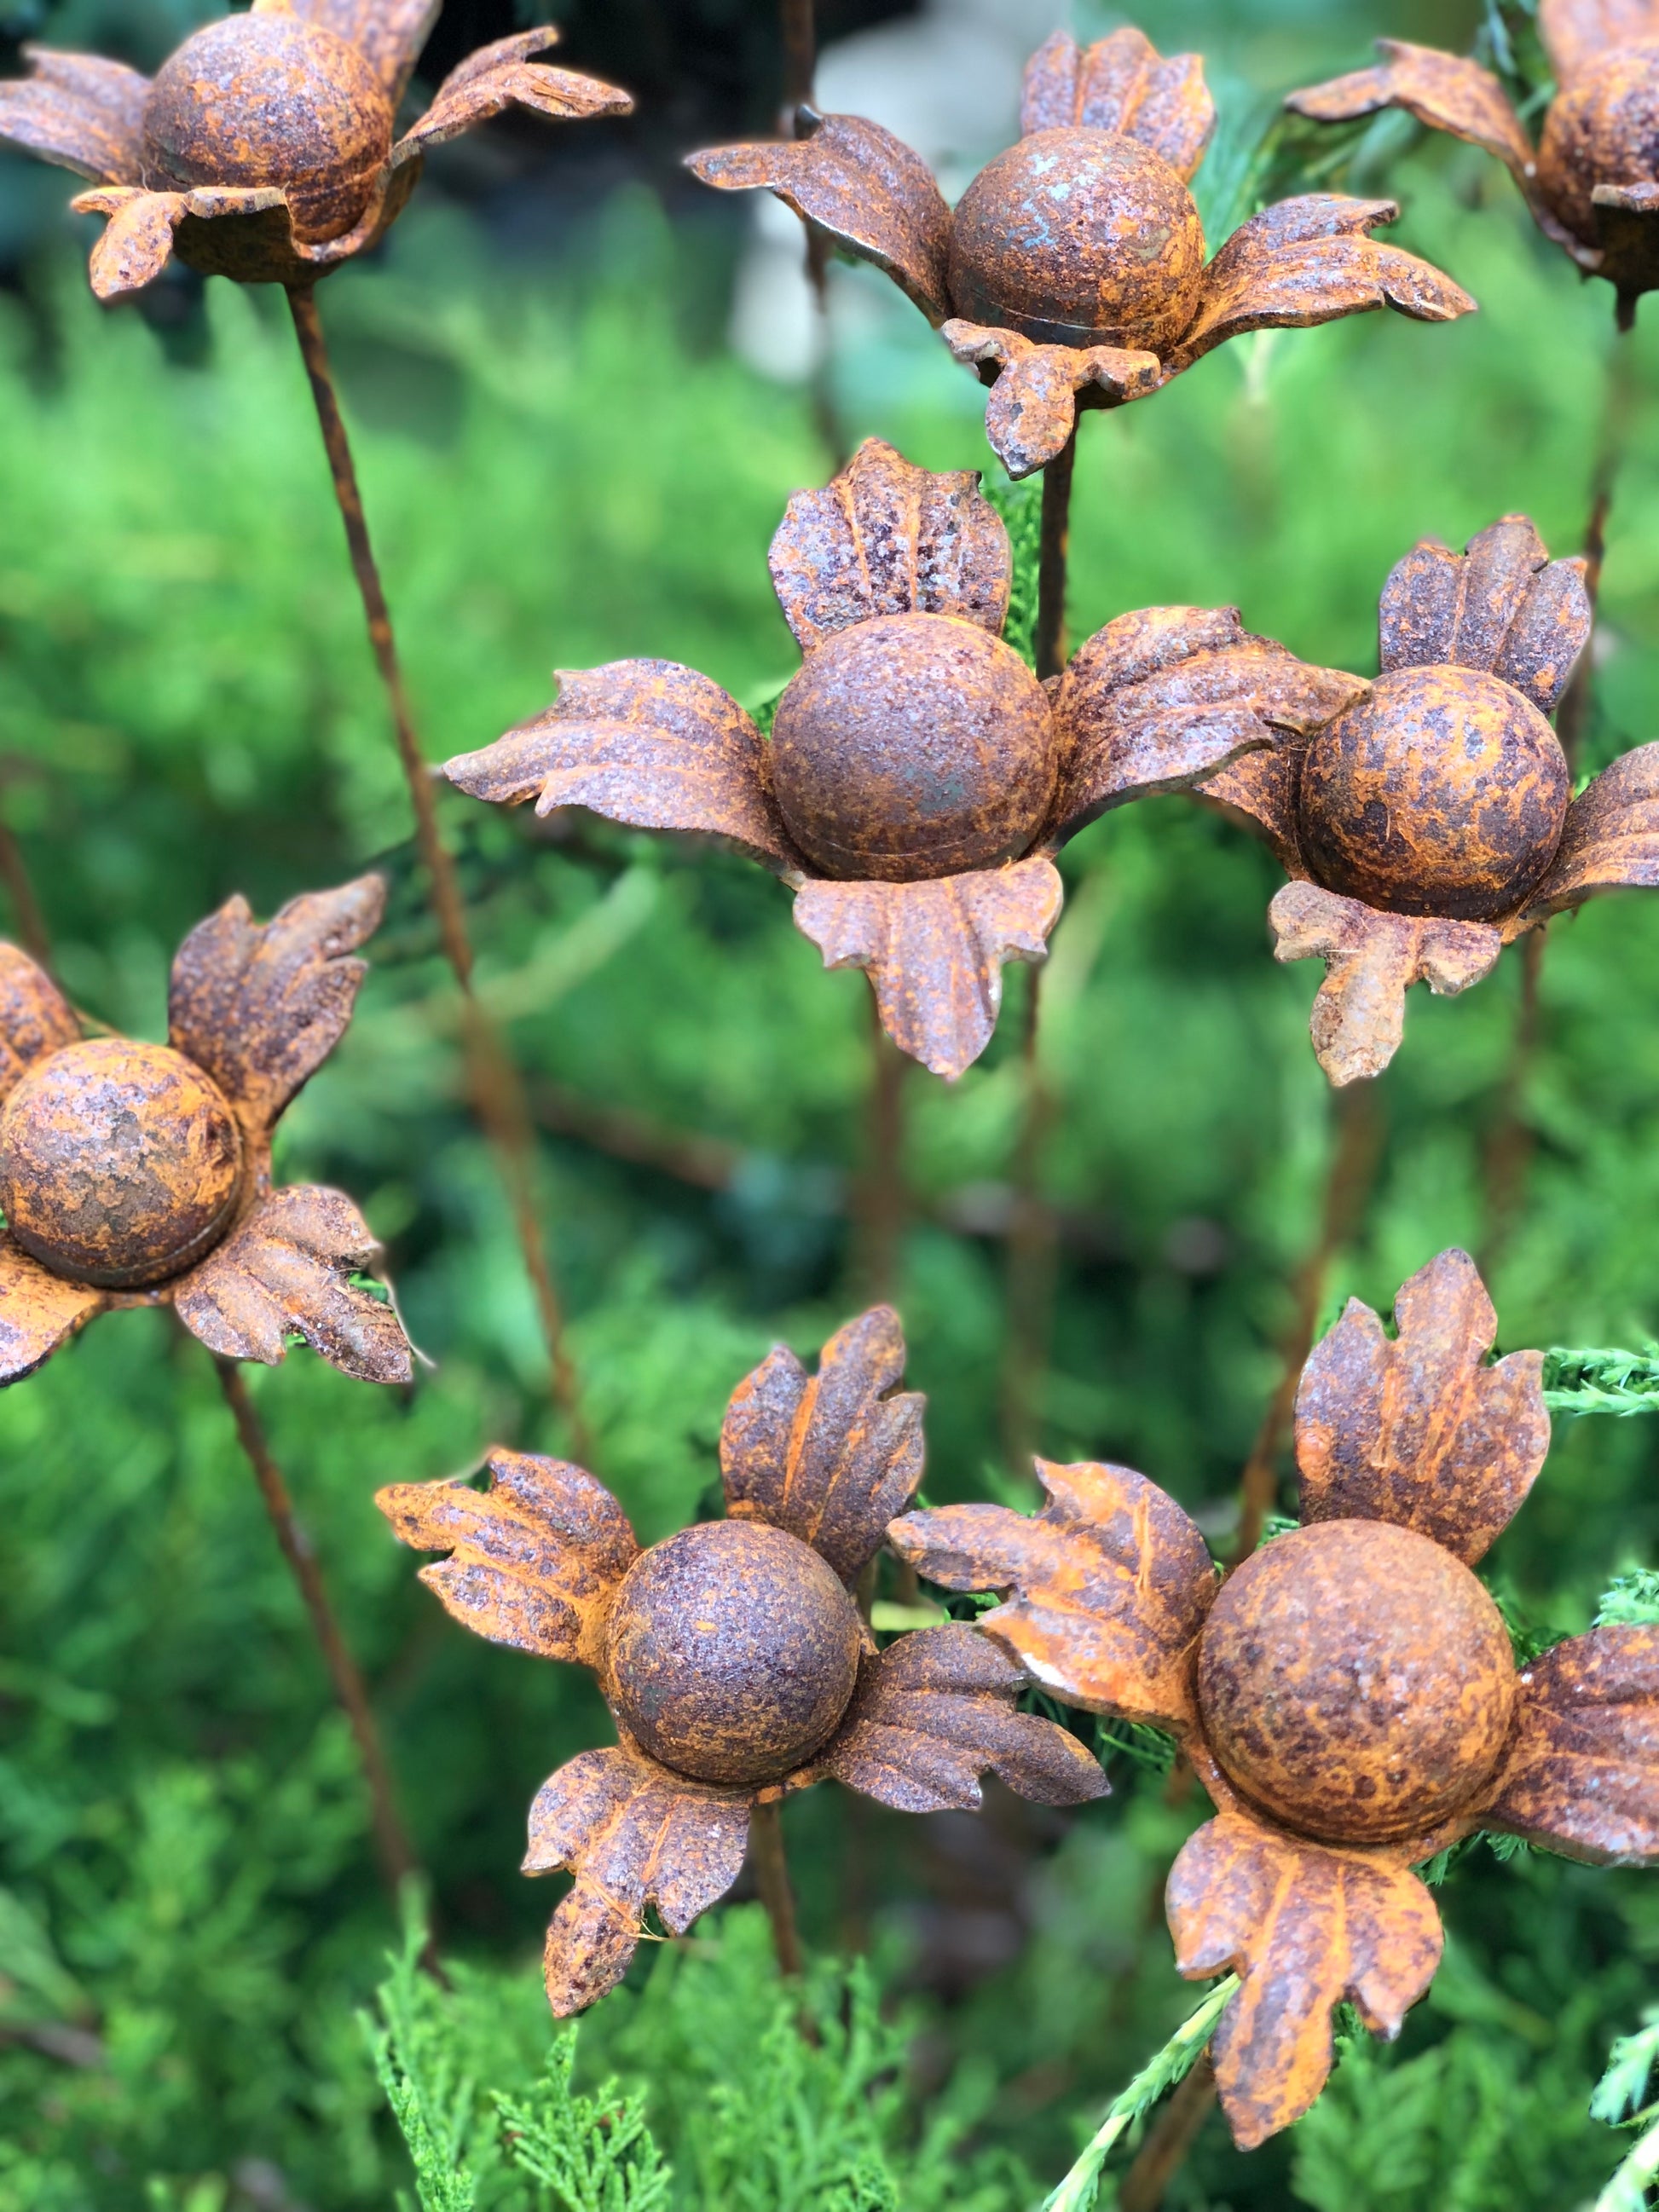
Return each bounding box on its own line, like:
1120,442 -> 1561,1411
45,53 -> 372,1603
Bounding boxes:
4,0 -> 1659,2205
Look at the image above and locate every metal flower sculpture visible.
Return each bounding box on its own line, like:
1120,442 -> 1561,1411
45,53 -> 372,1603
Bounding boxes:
0,875 -> 411,1387
1200,511 -> 1659,1084
443,438 -> 1361,1079
688,26 -> 1474,481
1288,1 -> 1659,326
890,1248 -> 1659,2150
377,1304 -> 1106,2013
0,0 -> 632,301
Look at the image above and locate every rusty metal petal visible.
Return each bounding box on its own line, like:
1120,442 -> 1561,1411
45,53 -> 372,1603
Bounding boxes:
1379,516 -> 1591,714
1523,742 -> 1659,920
0,1233 -> 105,1384
1269,882 -> 1503,1086
768,437 -> 1009,651
394,32 -> 632,160
168,875 -> 383,1143
1168,195 -> 1476,377
803,1623 -> 1107,1811
1168,1811 -> 1442,2150
1020,27 -> 1215,182
172,1185 -> 413,1383
793,858 -> 1062,1081
720,1304 -> 923,1586
254,0 -> 440,104
940,321 -> 1161,481
1046,607 -> 1363,852
444,661 -> 801,877
0,47 -> 147,183
1477,1627 -> 1659,1863
0,946 -> 80,1106
524,1745 -> 751,2016
1540,0 -> 1659,81
687,113 -> 952,322
72,183 -> 300,300
376,1447 -> 638,1666
1294,1248 -> 1549,1565
1196,748 -> 1307,874
889,1458 -> 1217,1730
1286,42 -> 1537,189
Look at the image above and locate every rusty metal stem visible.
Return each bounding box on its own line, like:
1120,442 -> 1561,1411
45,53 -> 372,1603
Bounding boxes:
779,0 -> 816,115
215,1357 -> 419,1904
284,285 -> 587,1455
1118,2054 -> 1217,2212
1035,429 -> 1077,681
0,809 -> 50,972
749,1798 -> 804,1977
852,985 -> 908,1302
999,962 -> 1058,1477
1229,1079 -> 1383,1567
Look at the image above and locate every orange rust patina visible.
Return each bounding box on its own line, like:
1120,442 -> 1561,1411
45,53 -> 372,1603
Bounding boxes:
443,437 -> 1364,1079
0,1 -> 632,299
0,877 -> 411,1386
1289,0 -> 1659,323
377,1306 -> 1107,2018
688,25 -> 1473,479
889,1249 -> 1659,2149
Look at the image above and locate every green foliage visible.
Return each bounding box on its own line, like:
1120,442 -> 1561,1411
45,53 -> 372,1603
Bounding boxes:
1543,1347 -> 1659,1418
1597,1571 -> 1659,1628
981,478 -> 1042,667
1591,2013 -> 1659,2212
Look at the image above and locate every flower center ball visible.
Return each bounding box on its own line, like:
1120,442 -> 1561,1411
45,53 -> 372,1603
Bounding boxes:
770,614 -> 1056,881
0,1039 -> 243,1291
1296,666 -> 1569,921
1540,43 -> 1659,249
947,129 -> 1205,350
1198,1521 -> 1517,1846
142,14 -> 393,244
604,1522 -> 863,1786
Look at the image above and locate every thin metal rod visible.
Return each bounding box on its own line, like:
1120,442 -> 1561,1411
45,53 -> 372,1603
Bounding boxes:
779,0 -> 816,116
851,984 -> 908,1303
1035,430 -> 1078,682
999,962 -> 1059,1476
284,284 -> 587,1455
215,1357 -> 419,1903
749,1798 -> 804,1978
1118,2054 -> 1217,2212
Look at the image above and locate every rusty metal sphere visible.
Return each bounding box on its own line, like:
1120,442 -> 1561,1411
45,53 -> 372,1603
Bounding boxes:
603,1521 -> 863,1786
142,14 -> 393,244
1295,666 -> 1569,921
0,1038 -> 244,1291
770,613 -> 1056,881
946,128 -> 1206,349
1197,1521 -> 1517,1845
1539,42 -> 1659,246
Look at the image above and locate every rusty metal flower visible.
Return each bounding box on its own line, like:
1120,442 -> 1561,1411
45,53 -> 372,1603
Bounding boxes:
0,1 -> 632,302
442,437 -> 1361,1078
688,26 -> 1474,479
1196,511 -> 1659,1083
889,1247 -> 1659,2150
0,875 -> 411,1386
376,1304 -> 1106,2013
1288,3 -> 1659,326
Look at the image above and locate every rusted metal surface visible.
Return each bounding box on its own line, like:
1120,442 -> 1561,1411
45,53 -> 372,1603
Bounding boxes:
0,875 -> 410,1385
379,1306 -> 1108,2015
0,15 -> 631,300
690,29 -> 1472,478
1290,14 -> 1659,318
891,1249 -> 1659,2147
447,440 -> 1357,1079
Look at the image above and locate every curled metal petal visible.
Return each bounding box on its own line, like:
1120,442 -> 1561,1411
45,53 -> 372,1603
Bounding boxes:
890,1458 -> 1217,1730
767,436 -> 1009,651
1477,1626 -> 1659,1863
1020,27 -> 1215,181
1295,1248 -> 1550,1565
1286,42 -> 1538,191
0,947 -> 80,1106
1539,0 -> 1659,81
393,33 -> 632,161
1379,516 -> 1591,714
1269,882 -> 1503,1086
524,1746 -> 752,2016
1168,1812 -> 1442,2150
376,1448 -> 639,1666
687,114 -> 953,321
0,47 -> 147,182
720,1304 -> 924,1586
1196,747 -> 1306,874
0,1235 -> 106,1383
802,1623 -> 1107,1811
793,858 -> 1062,1081
254,0 -> 442,105
1523,741 -> 1659,919
940,320 -> 1160,480
72,183 -> 304,300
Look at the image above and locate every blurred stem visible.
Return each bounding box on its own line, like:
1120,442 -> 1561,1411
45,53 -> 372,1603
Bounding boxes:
851,985 -> 909,1302
1229,1078 -> 1384,1568
1036,430 -> 1077,681
0,806 -> 49,971
214,1358 -> 419,1907
780,0 -> 815,111
284,283 -> 587,1458
999,962 -> 1059,1478
1118,2054 -> 1217,2212
778,0 -> 846,468
749,1799 -> 804,1977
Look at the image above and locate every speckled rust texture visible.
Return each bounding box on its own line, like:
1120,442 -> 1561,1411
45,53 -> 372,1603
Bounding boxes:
771,615 -> 1056,880
1296,667 -> 1570,921
1197,1521 -> 1517,1845
1539,43 -> 1659,247
0,1038 -> 244,1290
946,127 -> 1206,349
